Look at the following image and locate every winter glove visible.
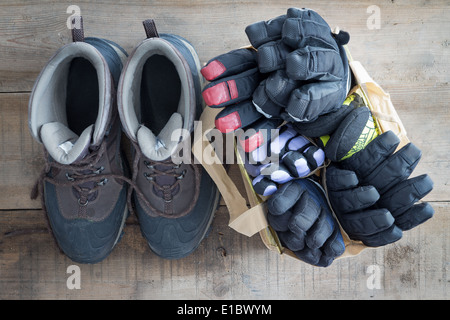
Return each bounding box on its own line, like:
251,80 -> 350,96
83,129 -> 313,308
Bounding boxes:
201,47 -> 265,129
325,117 -> 434,246
292,92 -> 364,138
242,123 -> 325,196
246,7 -> 351,122
267,178 -> 346,267
201,7 -> 351,152
201,47 -> 283,152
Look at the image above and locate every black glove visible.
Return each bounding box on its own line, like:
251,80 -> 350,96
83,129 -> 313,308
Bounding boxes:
267,178 -> 346,267
241,123 -> 325,196
201,47 -> 282,152
292,92 -> 364,138
246,7 -> 351,122
201,7 -> 351,150
326,129 -> 434,247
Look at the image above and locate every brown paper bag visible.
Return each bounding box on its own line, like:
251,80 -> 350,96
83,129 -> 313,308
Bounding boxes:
192,48 -> 409,262
346,47 -> 410,150
192,106 -> 268,238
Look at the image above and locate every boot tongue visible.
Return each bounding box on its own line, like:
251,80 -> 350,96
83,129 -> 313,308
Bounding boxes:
40,122 -> 93,165
137,113 -> 184,161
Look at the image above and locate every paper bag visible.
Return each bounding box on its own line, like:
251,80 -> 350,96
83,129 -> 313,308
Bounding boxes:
192,50 -> 409,262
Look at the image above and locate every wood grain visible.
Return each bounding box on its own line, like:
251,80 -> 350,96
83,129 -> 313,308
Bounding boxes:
0,93 -> 43,210
0,203 -> 448,299
0,0 -> 448,300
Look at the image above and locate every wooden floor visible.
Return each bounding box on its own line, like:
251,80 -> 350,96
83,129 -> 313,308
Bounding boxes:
0,0 -> 448,300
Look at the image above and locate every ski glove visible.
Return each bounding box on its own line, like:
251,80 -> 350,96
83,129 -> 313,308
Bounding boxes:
242,123 -> 325,196
247,8 -> 351,123
267,178 -> 346,267
201,7 -> 351,143
201,47 -> 283,152
326,130 -> 434,247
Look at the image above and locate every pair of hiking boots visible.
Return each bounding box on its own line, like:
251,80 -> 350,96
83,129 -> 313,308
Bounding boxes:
28,18 -> 220,263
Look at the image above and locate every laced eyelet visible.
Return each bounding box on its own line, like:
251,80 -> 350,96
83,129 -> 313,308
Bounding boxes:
78,198 -> 89,206
143,161 -> 154,170
143,172 -> 154,181
93,166 -> 105,174
176,170 -> 187,180
97,178 -> 108,186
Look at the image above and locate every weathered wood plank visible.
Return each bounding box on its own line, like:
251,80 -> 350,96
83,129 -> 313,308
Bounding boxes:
0,0 -> 449,92
0,93 -> 43,210
1,91 -> 446,210
0,202 -> 448,299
